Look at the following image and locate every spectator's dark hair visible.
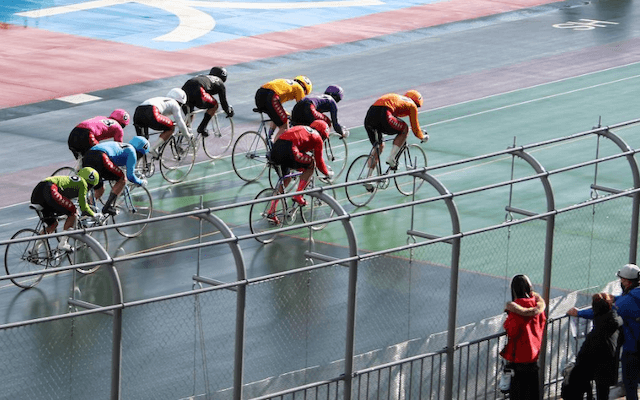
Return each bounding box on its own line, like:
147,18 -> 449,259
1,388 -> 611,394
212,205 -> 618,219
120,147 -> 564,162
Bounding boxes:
511,274 -> 533,301
592,293 -> 612,316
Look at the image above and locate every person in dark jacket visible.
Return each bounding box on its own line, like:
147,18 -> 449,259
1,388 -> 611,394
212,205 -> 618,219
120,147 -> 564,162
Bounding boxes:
563,293 -> 622,400
501,274 -> 547,400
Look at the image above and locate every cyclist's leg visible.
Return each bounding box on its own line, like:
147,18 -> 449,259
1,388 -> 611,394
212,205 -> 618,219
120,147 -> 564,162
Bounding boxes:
385,116 -> 409,168
136,105 -> 174,157
42,182 -> 77,251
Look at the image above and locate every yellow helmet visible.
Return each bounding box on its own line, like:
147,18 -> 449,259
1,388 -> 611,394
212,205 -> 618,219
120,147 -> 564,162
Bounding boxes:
294,75 -> 312,95
404,90 -> 423,108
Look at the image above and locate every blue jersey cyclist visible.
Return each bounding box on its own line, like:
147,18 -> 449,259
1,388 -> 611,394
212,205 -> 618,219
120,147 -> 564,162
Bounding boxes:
291,85 -> 348,138
81,136 -> 150,216
30,167 -> 100,251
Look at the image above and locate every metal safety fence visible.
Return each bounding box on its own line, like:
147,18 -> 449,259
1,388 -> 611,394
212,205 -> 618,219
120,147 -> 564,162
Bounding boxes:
0,118 -> 639,399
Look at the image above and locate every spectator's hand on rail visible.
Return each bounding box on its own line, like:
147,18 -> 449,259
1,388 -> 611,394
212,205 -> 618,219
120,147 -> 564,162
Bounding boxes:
566,307 -> 579,317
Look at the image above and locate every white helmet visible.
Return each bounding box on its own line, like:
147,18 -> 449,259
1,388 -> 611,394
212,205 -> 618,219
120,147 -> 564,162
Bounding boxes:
617,264 -> 640,280
166,88 -> 187,105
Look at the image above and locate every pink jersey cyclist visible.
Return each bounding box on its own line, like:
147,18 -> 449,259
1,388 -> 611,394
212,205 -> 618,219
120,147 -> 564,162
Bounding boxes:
67,109 -> 129,159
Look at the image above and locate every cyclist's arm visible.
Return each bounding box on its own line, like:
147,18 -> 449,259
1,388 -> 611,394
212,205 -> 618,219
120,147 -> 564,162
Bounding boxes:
76,182 -> 95,217
313,139 -> 329,176
124,148 -> 144,186
408,106 -> 425,140
217,84 -> 232,114
170,101 -> 190,136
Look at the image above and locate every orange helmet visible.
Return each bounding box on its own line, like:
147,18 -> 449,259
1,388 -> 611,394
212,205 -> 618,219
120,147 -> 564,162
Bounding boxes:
404,90 -> 423,108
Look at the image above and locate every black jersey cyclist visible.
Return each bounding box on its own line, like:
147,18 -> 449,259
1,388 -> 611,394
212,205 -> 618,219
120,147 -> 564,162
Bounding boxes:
291,85 -> 348,138
81,136 -> 150,216
31,167 -> 100,251
181,66 -> 234,136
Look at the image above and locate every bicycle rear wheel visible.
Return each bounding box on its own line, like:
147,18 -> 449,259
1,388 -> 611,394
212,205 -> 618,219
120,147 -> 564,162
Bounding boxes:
113,184 -> 153,238
345,154 -> 379,207
4,229 -> 49,289
249,188 -> 284,244
325,135 -> 348,181
160,135 -> 196,183
232,131 -> 268,182
394,144 -> 427,196
203,113 -> 234,159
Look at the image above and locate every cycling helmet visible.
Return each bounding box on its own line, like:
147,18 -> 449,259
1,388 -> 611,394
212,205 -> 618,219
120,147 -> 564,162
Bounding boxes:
294,75 -> 312,95
129,136 -> 150,156
404,90 -> 423,108
166,88 -> 187,105
77,167 -> 99,189
109,109 -> 130,128
310,120 -> 330,141
209,66 -> 228,82
324,85 -> 344,103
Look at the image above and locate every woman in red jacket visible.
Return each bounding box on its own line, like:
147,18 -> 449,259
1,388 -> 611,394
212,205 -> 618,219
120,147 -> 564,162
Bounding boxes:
501,274 -> 547,400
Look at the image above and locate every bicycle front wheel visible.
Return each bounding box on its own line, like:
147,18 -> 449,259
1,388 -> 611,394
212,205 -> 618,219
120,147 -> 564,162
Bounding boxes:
72,228 -> 108,274
52,166 -> 77,176
325,135 -> 348,181
302,186 -> 337,231
203,113 -> 234,159
394,144 -> 427,196
345,154 -> 379,207
5,229 -> 48,289
249,188 -> 284,244
160,135 -> 196,183
113,184 -> 153,238
232,131 -> 268,182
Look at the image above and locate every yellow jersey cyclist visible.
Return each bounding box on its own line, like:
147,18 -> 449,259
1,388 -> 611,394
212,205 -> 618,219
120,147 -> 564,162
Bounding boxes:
363,90 -> 428,190
30,167 -> 100,251
254,75 -> 312,142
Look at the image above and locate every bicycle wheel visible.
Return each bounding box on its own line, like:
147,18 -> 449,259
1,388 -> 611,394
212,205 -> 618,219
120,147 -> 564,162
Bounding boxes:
4,228 -> 49,289
325,135 -> 348,181
302,186 -> 337,231
249,188 -> 285,244
232,131 -> 268,182
159,135 -> 196,183
72,220 -> 108,274
52,166 -> 77,176
113,184 -> 153,238
345,154 -> 379,207
203,113 -> 234,159
135,154 -> 155,179
394,144 -> 428,196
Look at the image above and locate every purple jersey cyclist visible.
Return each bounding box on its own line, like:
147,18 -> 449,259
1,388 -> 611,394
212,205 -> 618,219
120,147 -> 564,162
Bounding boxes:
291,85 -> 346,137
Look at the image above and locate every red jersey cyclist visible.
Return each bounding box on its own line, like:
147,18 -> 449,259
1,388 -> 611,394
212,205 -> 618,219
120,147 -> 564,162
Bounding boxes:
133,88 -> 191,158
67,109 -> 129,163
255,75 -> 312,142
266,120 -> 334,223
81,137 -> 150,216
181,66 -> 234,136
31,167 -> 100,251
363,90 -> 428,190
291,85 -> 349,138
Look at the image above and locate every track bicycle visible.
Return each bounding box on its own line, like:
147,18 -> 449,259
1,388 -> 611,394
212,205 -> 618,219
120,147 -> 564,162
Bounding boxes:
231,108 -> 277,184
345,135 -> 427,207
248,168 -> 337,244
135,127 -> 196,184
185,108 -> 235,159
4,205 -> 110,289
48,167 -> 153,238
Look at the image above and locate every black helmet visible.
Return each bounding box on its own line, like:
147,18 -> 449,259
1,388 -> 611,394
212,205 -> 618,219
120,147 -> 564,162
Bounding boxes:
209,66 -> 227,82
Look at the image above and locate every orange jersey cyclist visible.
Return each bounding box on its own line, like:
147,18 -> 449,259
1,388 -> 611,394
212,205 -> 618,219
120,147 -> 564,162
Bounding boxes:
255,75 -> 312,142
67,109 -> 129,161
181,66 -> 234,136
364,90 -> 428,171
267,120 -> 334,221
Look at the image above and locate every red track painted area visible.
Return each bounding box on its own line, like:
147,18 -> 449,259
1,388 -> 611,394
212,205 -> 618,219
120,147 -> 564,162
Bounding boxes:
0,0 -> 560,108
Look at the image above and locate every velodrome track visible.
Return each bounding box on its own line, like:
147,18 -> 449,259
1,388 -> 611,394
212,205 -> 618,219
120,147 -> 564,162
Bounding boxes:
1,0 -> 640,396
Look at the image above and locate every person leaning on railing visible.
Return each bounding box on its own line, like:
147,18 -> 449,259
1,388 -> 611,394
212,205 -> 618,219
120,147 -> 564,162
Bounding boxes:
501,274 -> 547,400
568,264 -> 640,400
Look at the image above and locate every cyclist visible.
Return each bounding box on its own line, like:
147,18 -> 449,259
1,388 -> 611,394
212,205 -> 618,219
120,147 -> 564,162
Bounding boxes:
266,120 -> 334,223
133,88 -> 191,158
291,85 -> 348,138
30,167 -> 100,251
255,75 -> 312,142
67,109 -> 129,162
363,90 -> 428,191
81,136 -> 150,216
181,66 -> 234,136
